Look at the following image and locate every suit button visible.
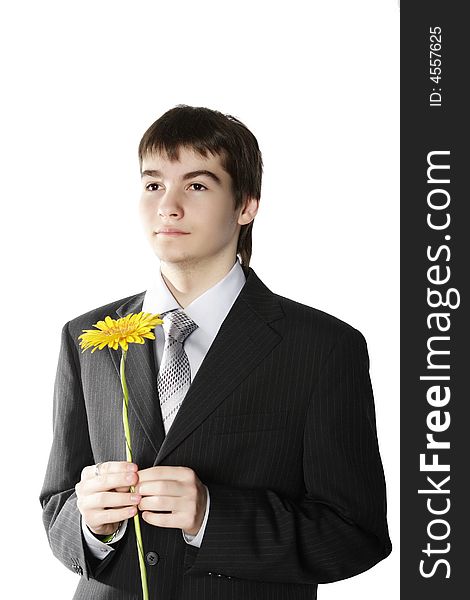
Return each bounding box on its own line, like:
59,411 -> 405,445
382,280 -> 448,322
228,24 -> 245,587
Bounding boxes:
145,551 -> 160,566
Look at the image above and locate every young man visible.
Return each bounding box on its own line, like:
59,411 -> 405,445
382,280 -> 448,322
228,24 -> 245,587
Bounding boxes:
41,105 -> 392,599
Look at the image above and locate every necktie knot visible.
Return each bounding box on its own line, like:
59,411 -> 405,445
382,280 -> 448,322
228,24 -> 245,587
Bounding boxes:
163,309 -> 198,344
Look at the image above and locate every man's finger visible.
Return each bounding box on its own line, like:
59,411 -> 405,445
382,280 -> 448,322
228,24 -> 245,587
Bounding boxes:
81,470 -> 138,494
82,462 -> 138,481
86,505 -> 138,530
141,510 -> 176,529
135,478 -> 183,497
138,495 -> 184,512
81,491 -> 142,511
137,466 -> 194,482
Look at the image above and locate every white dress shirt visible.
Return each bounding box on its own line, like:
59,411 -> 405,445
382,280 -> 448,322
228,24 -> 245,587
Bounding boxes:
83,258 -> 247,559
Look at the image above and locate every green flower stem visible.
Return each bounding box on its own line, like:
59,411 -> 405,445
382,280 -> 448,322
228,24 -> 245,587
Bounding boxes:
120,349 -> 149,600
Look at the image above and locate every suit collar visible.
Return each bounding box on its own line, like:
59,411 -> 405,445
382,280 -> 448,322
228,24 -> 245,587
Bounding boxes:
110,266 -> 285,464
141,259 -> 246,344
114,265 -> 282,322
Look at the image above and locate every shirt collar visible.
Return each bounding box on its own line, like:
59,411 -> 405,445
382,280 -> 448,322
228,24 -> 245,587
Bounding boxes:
142,258 -> 247,339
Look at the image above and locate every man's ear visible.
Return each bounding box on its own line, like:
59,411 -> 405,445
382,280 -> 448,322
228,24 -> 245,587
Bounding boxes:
237,196 -> 259,226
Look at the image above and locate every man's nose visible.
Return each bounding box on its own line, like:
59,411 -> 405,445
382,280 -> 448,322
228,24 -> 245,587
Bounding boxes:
157,188 -> 183,216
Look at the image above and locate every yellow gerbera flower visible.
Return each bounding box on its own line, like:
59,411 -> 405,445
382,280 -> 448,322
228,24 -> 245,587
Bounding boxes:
78,311 -> 163,353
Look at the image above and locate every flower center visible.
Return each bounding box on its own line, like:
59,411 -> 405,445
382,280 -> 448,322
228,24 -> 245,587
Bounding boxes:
108,324 -> 135,337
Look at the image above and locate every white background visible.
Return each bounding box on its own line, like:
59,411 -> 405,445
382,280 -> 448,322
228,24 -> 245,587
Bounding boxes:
1,1 -> 399,598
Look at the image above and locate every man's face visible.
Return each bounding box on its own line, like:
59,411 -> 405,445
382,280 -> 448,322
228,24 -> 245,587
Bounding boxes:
139,147 -> 249,269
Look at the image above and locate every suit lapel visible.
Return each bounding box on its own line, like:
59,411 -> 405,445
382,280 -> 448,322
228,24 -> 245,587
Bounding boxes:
154,268 -> 285,464
109,267 -> 285,464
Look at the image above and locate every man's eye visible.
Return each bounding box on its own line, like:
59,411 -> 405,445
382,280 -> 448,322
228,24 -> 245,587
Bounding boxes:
146,183 -> 162,191
188,183 -> 207,191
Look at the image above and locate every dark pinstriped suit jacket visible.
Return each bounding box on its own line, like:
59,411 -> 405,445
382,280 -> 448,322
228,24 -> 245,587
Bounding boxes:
40,266 -> 391,599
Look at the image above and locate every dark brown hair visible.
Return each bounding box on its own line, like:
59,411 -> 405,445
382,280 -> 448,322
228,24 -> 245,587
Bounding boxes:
138,105 -> 263,267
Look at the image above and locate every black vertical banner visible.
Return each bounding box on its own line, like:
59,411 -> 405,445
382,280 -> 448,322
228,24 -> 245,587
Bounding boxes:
401,3 -> 468,599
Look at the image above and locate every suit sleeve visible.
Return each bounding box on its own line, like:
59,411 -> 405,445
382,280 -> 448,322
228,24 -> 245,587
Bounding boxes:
39,321 -> 120,579
184,327 -> 392,584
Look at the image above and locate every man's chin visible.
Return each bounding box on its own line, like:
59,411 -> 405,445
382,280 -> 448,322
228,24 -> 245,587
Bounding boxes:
155,251 -> 199,267
152,244 -> 190,262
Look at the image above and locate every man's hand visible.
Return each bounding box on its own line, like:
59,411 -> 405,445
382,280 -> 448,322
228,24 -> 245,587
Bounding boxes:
75,461 -> 141,537
135,466 -> 207,536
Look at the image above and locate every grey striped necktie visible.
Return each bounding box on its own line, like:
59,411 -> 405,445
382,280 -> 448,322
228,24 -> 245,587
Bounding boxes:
157,309 -> 198,434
